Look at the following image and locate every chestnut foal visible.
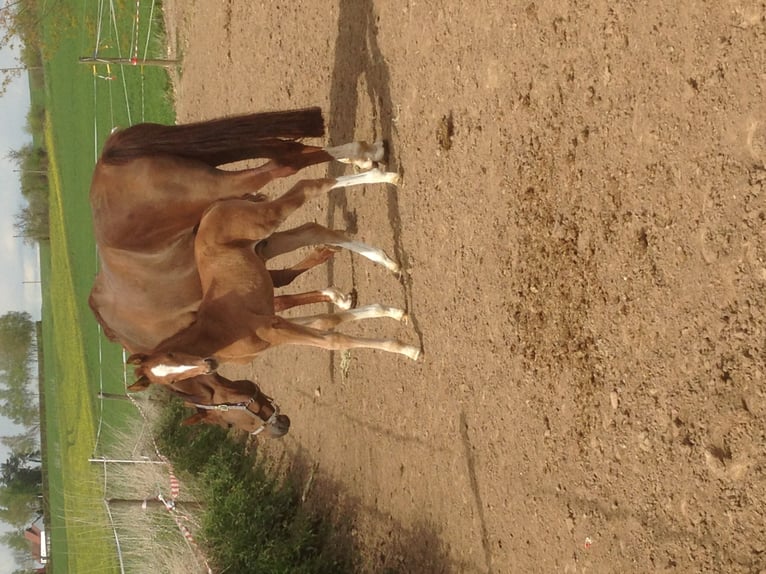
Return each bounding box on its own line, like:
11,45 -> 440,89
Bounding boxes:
129,366 -> 290,438
130,168 -> 421,386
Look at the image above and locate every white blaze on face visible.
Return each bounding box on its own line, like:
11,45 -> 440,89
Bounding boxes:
150,363 -> 201,378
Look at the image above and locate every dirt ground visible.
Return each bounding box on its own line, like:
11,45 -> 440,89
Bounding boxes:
162,1 -> 766,572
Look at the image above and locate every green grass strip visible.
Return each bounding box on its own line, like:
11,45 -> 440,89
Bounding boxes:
45,120 -> 119,574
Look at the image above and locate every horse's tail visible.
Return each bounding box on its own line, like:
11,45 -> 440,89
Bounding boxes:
101,107 -> 325,167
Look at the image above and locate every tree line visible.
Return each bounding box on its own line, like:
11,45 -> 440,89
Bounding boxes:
0,311 -> 43,571
4,0 -> 53,245
2,1 -> 86,571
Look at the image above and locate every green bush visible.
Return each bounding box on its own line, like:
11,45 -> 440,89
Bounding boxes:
154,400 -> 353,574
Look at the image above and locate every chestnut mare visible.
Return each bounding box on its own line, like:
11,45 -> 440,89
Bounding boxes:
128,369 -> 290,437
128,168 -> 422,386
89,107 -> 388,353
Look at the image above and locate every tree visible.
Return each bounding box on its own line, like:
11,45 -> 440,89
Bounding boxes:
1,453 -> 41,488
0,480 -> 41,529
13,203 -> 49,244
0,450 -> 42,533
1,430 -> 40,457
7,146 -> 49,244
1,0 -> 75,96
0,312 -> 38,427
0,0 -> 39,96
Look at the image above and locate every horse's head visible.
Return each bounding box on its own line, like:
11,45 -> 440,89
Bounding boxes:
127,365 -> 291,438
183,403 -> 291,438
127,351 -> 219,386
177,375 -> 290,438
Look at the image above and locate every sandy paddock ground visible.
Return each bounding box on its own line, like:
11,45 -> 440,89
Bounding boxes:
162,1 -> 766,572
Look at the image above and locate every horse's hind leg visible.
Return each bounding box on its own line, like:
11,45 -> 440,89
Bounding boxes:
287,304 -> 407,329
330,168 -> 400,188
257,223 -> 400,273
253,140 -> 385,179
274,141 -> 386,172
212,141 -> 390,200
273,288 -> 353,312
268,246 -> 339,287
256,317 -> 421,360
201,168 -> 400,245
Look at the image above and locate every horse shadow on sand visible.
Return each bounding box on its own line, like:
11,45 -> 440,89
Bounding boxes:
323,0 -> 423,360
277,3 -> 463,572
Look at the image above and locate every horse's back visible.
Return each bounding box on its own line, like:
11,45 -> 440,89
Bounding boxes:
90,239 -> 203,353
90,154 -> 223,248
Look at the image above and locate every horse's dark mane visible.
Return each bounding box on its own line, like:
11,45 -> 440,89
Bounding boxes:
101,108 -> 325,167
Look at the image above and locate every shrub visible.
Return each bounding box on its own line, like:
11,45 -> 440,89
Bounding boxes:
154,399 -> 352,574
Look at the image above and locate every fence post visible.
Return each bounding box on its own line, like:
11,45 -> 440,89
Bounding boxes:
79,56 -> 179,68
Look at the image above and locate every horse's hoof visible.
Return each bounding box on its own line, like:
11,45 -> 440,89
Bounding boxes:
393,261 -> 412,280
354,158 -> 373,171
371,140 -> 386,162
387,307 -> 407,322
337,290 -> 357,310
385,259 -> 401,274
405,346 -> 422,361
336,294 -> 354,310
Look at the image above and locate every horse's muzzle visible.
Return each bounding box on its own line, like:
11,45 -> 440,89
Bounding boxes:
269,414 -> 291,438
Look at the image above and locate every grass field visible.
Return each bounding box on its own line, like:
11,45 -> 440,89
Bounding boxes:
40,0 -> 175,571
43,121 -> 115,573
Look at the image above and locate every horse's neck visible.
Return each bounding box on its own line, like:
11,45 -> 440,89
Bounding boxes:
155,319 -> 216,358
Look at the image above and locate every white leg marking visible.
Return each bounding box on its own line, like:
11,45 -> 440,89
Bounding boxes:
325,239 -> 400,273
331,168 -> 399,189
378,340 -> 422,361
321,287 -> 354,310
347,304 -> 407,322
402,345 -> 422,361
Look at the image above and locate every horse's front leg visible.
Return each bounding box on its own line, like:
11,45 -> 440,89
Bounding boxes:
286,303 -> 407,330
255,315 -> 421,360
273,288 -> 354,312
268,246 -> 339,287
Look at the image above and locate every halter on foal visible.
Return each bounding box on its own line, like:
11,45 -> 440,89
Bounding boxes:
128,361 -> 290,437
181,379 -> 291,438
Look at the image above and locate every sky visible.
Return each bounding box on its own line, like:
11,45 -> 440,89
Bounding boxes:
1,42 -> 43,571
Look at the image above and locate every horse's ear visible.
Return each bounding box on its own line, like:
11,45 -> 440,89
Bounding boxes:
126,353 -> 147,365
127,376 -> 151,392
181,412 -> 208,426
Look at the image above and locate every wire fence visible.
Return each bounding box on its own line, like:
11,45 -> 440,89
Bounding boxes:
75,0 -> 212,571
